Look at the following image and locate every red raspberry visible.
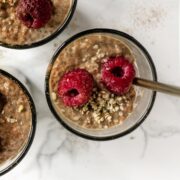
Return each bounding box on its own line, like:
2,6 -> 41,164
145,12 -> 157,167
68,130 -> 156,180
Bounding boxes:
58,69 -> 94,107
101,56 -> 135,95
17,0 -> 53,29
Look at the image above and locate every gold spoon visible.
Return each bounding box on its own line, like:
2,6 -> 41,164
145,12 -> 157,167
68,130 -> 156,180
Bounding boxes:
133,78 -> 180,96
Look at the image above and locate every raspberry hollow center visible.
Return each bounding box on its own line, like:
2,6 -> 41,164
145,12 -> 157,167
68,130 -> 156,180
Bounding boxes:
111,67 -> 124,77
24,13 -> 34,26
24,13 -> 34,23
66,89 -> 79,97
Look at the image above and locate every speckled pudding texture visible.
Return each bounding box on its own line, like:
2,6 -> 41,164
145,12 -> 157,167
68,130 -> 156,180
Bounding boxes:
49,34 -> 136,130
0,0 -> 72,45
0,73 -> 32,164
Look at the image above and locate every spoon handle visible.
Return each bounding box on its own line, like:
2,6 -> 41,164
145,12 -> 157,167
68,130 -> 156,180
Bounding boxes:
133,77 -> 180,96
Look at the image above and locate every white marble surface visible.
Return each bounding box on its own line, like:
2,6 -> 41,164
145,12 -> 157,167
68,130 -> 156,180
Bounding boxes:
0,0 -> 180,179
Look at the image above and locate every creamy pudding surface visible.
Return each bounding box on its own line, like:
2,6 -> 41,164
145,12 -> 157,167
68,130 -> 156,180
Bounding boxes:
0,0 -> 72,45
49,34 -> 136,129
0,73 -> 32,164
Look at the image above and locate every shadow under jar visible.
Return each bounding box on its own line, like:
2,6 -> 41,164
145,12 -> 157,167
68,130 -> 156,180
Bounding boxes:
45,29 -> 157,141
0,0 -> 77,49
0,70 -> 36,176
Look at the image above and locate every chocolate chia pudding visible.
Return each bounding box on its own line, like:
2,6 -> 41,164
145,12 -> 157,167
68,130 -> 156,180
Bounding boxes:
0,0 -> 73,46
0,72 -> 32,164
49,34 -> 137,130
